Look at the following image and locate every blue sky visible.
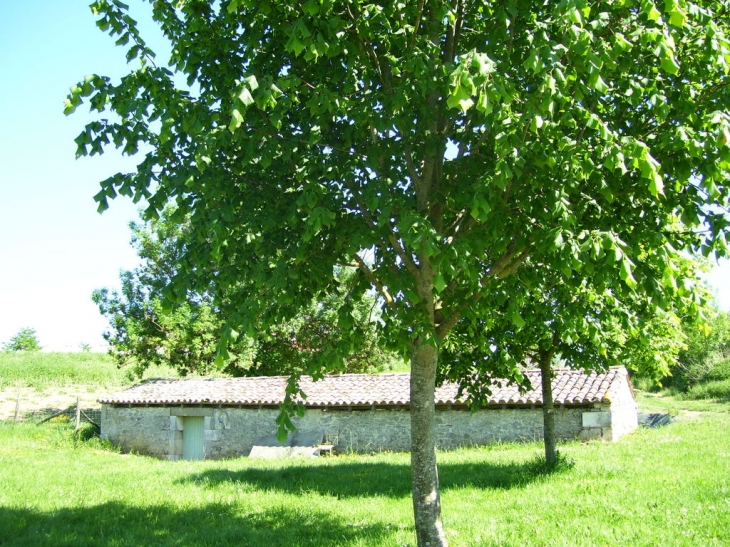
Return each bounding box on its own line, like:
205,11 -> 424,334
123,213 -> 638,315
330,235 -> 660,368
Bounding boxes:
0,0 -> 154,350
0,1 -> 728,351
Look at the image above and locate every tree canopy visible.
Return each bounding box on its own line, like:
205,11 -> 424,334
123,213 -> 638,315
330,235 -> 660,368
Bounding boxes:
69,1 -> 730,545
440,252 -> 708,464
94,208 -> 400,379
2,328 -> 42,352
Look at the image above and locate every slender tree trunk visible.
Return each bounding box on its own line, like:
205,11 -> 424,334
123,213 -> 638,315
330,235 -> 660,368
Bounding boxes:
539,350 -> 557,466
410,337 -> 448,547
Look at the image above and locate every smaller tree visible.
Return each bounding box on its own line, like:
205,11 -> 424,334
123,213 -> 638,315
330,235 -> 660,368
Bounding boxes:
441,252 -> 707,466
3,328 -> 42,352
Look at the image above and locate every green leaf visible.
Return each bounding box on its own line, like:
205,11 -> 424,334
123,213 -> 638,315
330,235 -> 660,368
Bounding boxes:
660,55 -> 680,75
475,92 -> 492,114
636,149 -> 665,197
554,231 -> 565,249
447,85 -> 474,113
286,35 -> 306,57
648,173 -> 665,197
524,50 -> 541,74
434,273 -> 447,293
64,98 -> 77,115
276,423 -> 289,444
238,87 -> 255,107
96,197 -> 109,213
567,7 -> 583,25
229,108 -> 244,132
614,33 -> 633,51
588,74 -> 609,94
510,311 -> 526,329
245,75 -> 259,91
472,52 -> 494,76
643,1 -> 662,21
301,0 -> 319,15
530,115 -> 544,133
669,5 -> 687,28
619,258 -> 638,289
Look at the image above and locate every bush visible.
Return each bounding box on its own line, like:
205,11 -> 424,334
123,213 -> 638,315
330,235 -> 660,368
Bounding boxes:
2,327 -> 41,352
632,376 -> 663,393
668,309 -> 730,392
686,379 -> 730,401
672,357 -> 730,399
704,357 -> 730,382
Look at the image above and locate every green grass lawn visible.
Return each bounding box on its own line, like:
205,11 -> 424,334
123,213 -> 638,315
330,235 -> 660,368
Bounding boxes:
1,404 -> 728,547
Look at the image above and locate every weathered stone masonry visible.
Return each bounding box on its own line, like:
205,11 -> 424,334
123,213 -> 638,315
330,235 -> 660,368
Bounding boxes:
103,403 -> 594,460
99,367 -> 638,460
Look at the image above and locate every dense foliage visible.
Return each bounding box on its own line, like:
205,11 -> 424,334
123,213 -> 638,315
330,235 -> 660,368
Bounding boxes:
666,307 -> 730,395
94,209 -> 400,379
70,1 -> 730,544
440,254 -> 708,464
2,327 -> 42,352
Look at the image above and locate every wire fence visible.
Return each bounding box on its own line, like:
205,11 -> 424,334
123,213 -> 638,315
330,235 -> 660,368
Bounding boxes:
10,396 -> 101,429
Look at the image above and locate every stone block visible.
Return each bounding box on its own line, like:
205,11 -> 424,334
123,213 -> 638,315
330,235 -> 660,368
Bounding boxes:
582,411 -> 611,428
171,407 -> 213,417
204,429 -> 220,442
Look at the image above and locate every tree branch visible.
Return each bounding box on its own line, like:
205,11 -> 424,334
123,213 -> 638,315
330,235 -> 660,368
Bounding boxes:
354,253 -> 394,306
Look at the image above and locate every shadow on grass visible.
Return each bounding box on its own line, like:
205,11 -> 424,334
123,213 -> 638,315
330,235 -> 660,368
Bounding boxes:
180,458 -> 543,499
0,501 -> 396,547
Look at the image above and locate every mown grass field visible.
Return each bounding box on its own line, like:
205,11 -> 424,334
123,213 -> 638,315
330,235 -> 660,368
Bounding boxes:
1,400 -> 728,546
1,354 -> 729,546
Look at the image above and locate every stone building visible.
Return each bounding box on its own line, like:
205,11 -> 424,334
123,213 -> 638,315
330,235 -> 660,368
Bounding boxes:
98,366 -> 638,460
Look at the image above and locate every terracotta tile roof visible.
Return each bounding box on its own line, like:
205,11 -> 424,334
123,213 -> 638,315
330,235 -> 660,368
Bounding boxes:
99,366 -> 629,407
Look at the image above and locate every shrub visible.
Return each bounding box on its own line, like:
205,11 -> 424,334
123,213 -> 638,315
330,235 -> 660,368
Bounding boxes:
2,327 -> 41,352
686,379 -> 730,401
704,357 -> 730,382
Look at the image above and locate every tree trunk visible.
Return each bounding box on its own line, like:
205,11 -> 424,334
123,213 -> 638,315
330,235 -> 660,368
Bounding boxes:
410,337 -> 448,547
539,351 -> 557,466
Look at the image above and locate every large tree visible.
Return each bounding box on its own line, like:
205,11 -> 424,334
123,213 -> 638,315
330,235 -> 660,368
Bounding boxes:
69,1 -> 730,545
94,208 -> 399,378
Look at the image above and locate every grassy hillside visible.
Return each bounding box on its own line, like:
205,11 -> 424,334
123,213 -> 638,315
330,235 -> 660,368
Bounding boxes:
0,352 -> 123,389
0,352 -> 180,390
0,400 -> 728,546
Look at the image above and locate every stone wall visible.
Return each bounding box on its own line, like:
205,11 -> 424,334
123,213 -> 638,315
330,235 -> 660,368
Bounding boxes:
99,405 -> 172,458
578,373 -> 638,442
101,404 -> 588,460
607,374 -> 639,440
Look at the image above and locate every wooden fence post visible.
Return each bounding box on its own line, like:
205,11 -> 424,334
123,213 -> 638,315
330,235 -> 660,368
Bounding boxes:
14,395 -> 20,422
75,397 -> 81,431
